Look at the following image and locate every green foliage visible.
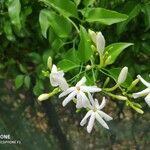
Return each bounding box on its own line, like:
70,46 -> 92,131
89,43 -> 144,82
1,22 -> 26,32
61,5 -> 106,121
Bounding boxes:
15,75 -> 24,89
8,0 -> 21,31
105,43 -> 133,65
83,7 -> 129,25
78,26 -> 93,62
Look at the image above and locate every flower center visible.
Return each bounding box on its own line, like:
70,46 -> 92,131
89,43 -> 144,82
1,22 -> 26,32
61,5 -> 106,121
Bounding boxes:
76,86 -> 80,91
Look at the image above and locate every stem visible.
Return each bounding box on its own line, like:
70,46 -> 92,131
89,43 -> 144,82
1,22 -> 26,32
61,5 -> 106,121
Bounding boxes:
103,84 -> 119,92
90,59 -> 96,83
66,17 -> 80,33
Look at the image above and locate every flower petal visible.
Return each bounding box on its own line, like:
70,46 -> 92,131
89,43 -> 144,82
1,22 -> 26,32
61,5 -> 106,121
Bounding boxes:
145,93 -> 150,107
137,75 -> 150,88
132,88 -> 150,98
80,110 -> 92,126
98,97 -> 106,110
88,29 -> 96,43
95,112 -> 109,129
62,91 -> 77,107
96,32 -> 105,54
76,76 -> 86,87
59,87 -> 75,98
87,112 -> 95,133
88,93 -> 95,106
50,73 -> 59,87
51,64 -> 58,73
76,93 -> 83,108
58,78 -> 69,91
80,91 -> 90,108
81,86 -> 101,93
98,110 -> 113,121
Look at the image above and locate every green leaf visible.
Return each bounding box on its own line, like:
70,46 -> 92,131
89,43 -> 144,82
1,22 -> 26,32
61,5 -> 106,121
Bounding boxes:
83,0 -> 95,7
3,21 -> 15,41
57,59 -> 79,72
74,0 -> 81,6
105,43 -> 133,65
82,8 -> 128,25
8,0 -> 21,31
39,9 -> 51,38
142,4 -> 150,31
39,9 -> 72,38
106,68 -> 132,88
33,80 -> 44,96
78,26 -> 93,62
24,75 -> 31,89
40,0 -> 78,18
15,75 -> 24,89
64,48 -> 80,64
28,52 -> 41,64
19,64 -> 28,74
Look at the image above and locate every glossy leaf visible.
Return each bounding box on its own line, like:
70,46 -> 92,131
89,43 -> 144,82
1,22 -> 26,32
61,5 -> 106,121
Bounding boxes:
105,43 -> 133,65
15,75 -> 24,89
8,0 -> 21,31
57,59 -> 79,72
24,75 -> 31,89
40,0 -> 78,18
78,26 -> 93,62
83,8 -> 128,25
3,21 -> 15,41
64,48 -> 80,64
39,9 -> 72,38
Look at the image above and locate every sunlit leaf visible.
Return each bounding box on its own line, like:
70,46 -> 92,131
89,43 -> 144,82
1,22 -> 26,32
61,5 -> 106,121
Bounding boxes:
82,8 -> 128,25
8,0 -> 21,31
105,43 -> 133,65
78,26 -> 93,62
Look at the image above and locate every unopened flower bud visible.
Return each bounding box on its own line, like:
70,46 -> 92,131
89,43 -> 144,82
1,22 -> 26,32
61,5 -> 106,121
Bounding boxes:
85,65 -> 92,70
117,67 -> 128,84
88,29 -> 96,43
47,56 -> 52,70
116,95 -> 128,100
96,32 -> 105,55
127,79 -> 139,91
38,93 -> 50,101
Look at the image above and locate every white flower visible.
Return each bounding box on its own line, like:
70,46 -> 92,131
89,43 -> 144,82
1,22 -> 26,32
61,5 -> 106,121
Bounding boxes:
89,29 -> 105,54
80,95 -> 113,133
38,93 -> 50,101
96,32 -> 105,54
50,65 -> 68,91
59,76 -> 101,108
133,75 -> 150,106
117,66 -> 128,84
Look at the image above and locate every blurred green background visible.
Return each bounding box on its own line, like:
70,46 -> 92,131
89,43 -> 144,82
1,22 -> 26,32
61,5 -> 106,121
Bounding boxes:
0,0 -> 150,149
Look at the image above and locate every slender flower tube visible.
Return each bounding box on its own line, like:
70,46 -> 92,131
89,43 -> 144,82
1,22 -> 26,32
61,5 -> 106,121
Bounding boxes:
132,75 -> 150,106
59,76 -> 101,108
50,64 -> 68,91
117,66 -> 128,84
80,95 -> 112,133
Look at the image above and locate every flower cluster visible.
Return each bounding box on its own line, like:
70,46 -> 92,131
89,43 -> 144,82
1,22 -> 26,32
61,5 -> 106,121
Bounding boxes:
37,29 -> 149,134
38,63 -> 113,133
